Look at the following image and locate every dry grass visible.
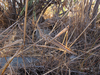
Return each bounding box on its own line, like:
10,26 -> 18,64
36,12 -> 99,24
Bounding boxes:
0,0 -> 100,75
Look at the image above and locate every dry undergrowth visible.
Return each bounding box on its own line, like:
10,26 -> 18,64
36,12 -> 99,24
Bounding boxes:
0,0 -> 100,75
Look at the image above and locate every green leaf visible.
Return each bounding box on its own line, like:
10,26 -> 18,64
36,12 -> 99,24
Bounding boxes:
19,0 -> 34,17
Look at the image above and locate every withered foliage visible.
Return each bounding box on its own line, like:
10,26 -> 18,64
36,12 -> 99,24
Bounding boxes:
0,0 -> 100,75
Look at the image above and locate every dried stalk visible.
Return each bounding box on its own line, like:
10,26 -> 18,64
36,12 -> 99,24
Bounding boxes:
69,11 -> 100,48
24,0 -> 29,45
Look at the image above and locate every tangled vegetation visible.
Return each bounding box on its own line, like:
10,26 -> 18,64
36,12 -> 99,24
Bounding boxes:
0,0 -> 100,75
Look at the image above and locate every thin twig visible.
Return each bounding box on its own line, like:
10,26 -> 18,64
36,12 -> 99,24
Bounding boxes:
69,12 -> 100,48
